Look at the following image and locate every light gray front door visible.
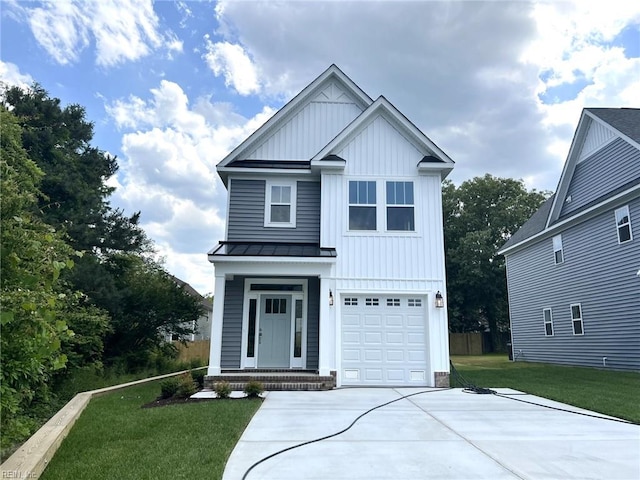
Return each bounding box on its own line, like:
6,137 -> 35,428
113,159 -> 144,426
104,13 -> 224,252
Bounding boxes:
258,296 -> 291,368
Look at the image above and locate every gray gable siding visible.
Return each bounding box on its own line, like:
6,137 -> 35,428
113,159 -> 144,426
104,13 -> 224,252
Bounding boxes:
506,197 -> 640,371
227,178 -> 320,243
220,276 -> 321,369
560,138 -> 640,218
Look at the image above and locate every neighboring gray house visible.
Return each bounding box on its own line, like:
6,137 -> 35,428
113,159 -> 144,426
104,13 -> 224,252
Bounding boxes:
206,65 -> 455,388
164,275 -> 213,342
499,108 -> 640,371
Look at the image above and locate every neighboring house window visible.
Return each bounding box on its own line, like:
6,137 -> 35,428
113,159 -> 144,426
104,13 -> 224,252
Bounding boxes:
543,308 -> 553,336
570,304 -> 584,335
386,181 -> 415,231
615,206 -> 633,243
349,181 -> 377,230
265,180 -> 296,227
553,235 -> 564,264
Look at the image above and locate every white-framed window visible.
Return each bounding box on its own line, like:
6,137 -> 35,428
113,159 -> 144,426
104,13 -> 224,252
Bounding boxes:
615,205 -> 633,244
265,180 -> 296,227
570,303 -> 584,335
553,234 -> 564,264
386,298 -> 400,307
344,297 -> 358,306
543,308 -> 553,336
349,180 -> 377,230
386,181 -> 415,231
365,297 -> 379,306
408,298 -> 422,307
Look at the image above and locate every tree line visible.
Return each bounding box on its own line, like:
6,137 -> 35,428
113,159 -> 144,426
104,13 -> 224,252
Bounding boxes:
1,85 -> 204,453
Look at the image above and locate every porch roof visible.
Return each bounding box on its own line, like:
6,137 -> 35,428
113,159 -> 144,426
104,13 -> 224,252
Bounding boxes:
208,242 -> 337,258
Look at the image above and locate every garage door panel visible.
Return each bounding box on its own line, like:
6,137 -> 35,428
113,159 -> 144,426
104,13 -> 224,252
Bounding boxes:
343,331 -> 361,344
342,295 -> 427,386
385,315 -> 403,327
386,350 -> 404,362
364,332 -> 382,344
364,315 -> 382,326
364,349 -> 383,361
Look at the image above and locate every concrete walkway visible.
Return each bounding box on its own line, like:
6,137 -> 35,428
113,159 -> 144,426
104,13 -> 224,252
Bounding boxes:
223,388 -> 639,480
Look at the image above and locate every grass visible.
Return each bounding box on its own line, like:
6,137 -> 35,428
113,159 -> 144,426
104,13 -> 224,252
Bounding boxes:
451,354 -> 640,424
40,380 -> 262,480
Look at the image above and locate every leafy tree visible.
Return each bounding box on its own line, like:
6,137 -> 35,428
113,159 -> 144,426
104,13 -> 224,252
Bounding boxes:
2,84 -> 148,254
443,174 -> 549,349
1,108 -> 75,448
97,254 -> 204,369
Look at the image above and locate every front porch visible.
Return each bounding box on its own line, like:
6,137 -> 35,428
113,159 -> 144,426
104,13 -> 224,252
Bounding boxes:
204,369 -> 336,391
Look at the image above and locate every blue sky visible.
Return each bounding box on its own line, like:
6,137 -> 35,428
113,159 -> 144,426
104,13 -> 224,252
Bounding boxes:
2,0 -> 639,295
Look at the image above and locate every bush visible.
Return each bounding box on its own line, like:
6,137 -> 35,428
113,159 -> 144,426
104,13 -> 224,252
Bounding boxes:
214,381 -> 232,399
160,377 -> 180,399
243,380 -> 264,398
174,373 -> 198,399
190,369 -> 205,389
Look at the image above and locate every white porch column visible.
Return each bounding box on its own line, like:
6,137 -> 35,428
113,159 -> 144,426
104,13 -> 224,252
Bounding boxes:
207,274 -> 226,376
317,276 -> 335,376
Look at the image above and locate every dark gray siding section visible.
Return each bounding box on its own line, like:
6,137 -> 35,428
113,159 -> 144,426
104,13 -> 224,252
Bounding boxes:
220,275 -> 321,370
506,197 -> 640,370
227,179 -> 320,242
561,138 -> 640,217
221,276 -> 244,368
306,277 -> 320,370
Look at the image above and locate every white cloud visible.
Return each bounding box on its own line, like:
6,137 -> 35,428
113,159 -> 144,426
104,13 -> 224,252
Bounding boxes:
21,0 -> 181,68
203,40 -> 261,95
0,60 -> 34,90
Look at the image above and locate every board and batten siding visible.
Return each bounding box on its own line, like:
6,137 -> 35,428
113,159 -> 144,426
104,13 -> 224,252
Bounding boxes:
227,178 -> 320,243
220,276 -> 321,369
246,90 -> 363,161
320,114 -> 447,286
506,198 -> 640,370
561,138 -> 640,217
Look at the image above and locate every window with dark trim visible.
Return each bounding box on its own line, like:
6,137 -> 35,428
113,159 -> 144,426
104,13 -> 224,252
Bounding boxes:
571,303 -> 584,335
386,181 -> 415,231
543,308 -> 553,336
615,205 -> 633,243
553,234 -> 564,264
349,181 -> 376,230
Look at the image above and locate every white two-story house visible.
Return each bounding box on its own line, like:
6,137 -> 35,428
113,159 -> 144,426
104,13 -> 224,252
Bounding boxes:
206,65 -> 454,388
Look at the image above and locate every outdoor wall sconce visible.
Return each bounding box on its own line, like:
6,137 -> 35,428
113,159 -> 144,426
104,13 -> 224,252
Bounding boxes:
435,291 -> 444,308
329,290 -> 334,306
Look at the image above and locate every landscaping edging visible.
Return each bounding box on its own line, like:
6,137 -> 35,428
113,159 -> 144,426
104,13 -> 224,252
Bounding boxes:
0,368 -> 206,479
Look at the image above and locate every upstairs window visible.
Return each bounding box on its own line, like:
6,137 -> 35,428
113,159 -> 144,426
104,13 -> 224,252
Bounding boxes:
265,181 -> 296,227
615,206 -> 633,244
570,304 -> 584,335
543,308 -> 553,336
349,181 -> 376,230
553,235 -> 564,264
386,181 -> 415,231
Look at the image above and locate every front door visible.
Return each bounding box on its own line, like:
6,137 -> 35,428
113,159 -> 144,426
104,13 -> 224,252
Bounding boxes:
258,296 -> 291,368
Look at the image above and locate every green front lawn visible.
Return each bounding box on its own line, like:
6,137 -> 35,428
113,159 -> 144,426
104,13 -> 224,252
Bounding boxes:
451,354 -> 640,424
41,381 -> 261,480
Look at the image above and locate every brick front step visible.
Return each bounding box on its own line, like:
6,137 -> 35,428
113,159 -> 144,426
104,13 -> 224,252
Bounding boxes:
204,371 -> 336,391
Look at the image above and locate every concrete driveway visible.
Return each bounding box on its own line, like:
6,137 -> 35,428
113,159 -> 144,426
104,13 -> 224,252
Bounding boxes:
222,388 -> 639,480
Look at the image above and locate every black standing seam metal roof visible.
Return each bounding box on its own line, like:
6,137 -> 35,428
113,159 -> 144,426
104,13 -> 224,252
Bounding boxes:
209,242 -> 337,258
225,159 -> 312,169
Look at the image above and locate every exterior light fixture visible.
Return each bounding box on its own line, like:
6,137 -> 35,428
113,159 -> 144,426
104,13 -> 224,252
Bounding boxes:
329,290 -> 334,306
435,291 -> 444,308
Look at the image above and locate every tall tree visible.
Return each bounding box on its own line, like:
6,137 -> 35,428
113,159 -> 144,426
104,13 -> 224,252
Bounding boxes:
443,174 -> 549,349
2,84 -> 147,254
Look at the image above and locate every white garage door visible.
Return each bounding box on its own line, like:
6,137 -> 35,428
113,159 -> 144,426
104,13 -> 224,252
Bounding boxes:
341,295 -> 428,386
